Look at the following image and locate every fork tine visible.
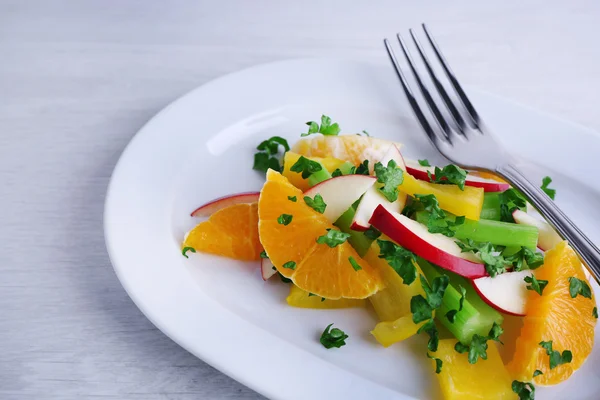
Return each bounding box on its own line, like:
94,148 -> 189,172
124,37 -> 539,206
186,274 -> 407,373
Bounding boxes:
422,23 -> 480,128
383,38 -> 443,145
395,33 -> 452,143
408,29 -> 467,136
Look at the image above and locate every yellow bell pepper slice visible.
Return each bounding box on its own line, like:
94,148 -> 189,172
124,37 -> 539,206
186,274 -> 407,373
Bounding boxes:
371,315 -> 426,347
286,285 -> 365,309
399,174 -> 484,220
282,151 -> 346,191
432,339 -> 516,400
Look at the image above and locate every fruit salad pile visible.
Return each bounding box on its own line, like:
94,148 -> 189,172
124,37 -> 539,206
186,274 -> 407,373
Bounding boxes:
182,115 -> 597,400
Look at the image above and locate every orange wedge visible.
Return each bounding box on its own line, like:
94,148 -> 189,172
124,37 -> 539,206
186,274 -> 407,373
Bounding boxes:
507,241 -> 596,385
183,203 -> 262,261
258,169 -> 384,299
292,135 -> 402,166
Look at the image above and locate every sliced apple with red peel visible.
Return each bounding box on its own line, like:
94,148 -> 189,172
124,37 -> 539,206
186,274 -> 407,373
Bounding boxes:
369,205 -> 487,278
351,144 -> 407,230
472,270 -> 530,316
261,258 -> 277,281
304,175 -> 376,223
191,192 -> 260,217
404,160 -> 510,192
512,209 -> 561,251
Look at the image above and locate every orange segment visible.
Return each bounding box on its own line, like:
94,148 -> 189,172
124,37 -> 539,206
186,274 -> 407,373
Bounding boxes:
183,203 -> 262,261
507,241 -> 596,385
292,135 -> 402,166
258,169 -> 384,299
286,285 -> 366,309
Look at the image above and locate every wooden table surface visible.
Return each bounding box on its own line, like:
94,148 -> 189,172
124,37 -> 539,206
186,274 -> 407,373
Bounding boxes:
2,1 -> 600,399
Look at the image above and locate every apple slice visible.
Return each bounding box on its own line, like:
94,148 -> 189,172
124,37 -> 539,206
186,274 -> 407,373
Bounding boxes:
261,258 -> 277,281
369,205 -> 487,278
472,270 -> 530,316
191,192 -> 260,217
304,175 -> 376,223
405,160 -> 510,192
351,144 -> 408,230
512,209 -> 561,251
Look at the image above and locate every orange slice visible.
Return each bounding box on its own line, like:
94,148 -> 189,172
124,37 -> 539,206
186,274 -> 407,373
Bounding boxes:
183,203 -> 262,261
292,135 -> 402,166
507,241 -> 596,385
286,285 -> 366,309
258,169 -> 384,299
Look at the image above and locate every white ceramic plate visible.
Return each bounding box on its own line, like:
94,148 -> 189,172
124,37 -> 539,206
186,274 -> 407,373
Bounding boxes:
104,59 -> 600,400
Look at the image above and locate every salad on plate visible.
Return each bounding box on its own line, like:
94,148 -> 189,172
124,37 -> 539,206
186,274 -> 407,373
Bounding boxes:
181,115 -> 597,400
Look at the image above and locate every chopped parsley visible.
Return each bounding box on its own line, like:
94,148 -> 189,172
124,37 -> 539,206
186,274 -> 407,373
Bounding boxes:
524,274 -> 548,296
290,156 -> 323,179
278,273 -> 292,283
533,370 -> 543,377
182,247 -> 196,258
454,334 -> 488,364
499,188 -> 527,222
287,196 -> 297,202
363,225 -> 382,240
488,322 -> 504,344
540,176 -> 556,200
331,168 -> 343,177
302,115 -> 341,137
277,214 -> 293,225
411,274 -> 449,325
594,307 -> 598,319
456,239 -> 511,277
428,164 -> 468,190
426,352 -> 443,374
505,247 -> 545,271
539,340 -> 572,369
377,239 -> 418,285
316,229 -> 351,248
418,319 -> 440,352
355,160 -> 370,175
361,130 -> 371,137
259,250 -> 268,259
319,323 -> 348,349
446,284 -> 466,323
282,261 -> 297,270
418,159 -> 431,167
568,277 -> 592,299
303,194 -> 327,214
374,160 -> 404,202
512,380 -> 535,400
414,194 -> 445,220
348,256 -> 362,271
253,136 -> 289,173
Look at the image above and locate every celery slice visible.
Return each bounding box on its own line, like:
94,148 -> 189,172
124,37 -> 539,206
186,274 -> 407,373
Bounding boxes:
334,205 -> 372,256
480,192 -> 502,221
415,211 -> 538,249
307,168 -> 332,187
418,258 -> 503,345
337,161 -> 356,175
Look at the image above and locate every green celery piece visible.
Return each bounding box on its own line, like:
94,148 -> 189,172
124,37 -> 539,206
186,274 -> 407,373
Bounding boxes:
480,192 -> 502,221
418,258 -> 503,345
334,206 -> 372,257
307,167 -> 332,187
502,246 -> 521,257
337,161 -> 356,175
415,211 -> 538,249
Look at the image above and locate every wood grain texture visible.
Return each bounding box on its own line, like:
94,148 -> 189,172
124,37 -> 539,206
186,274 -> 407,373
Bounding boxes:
1,1 -> 600,399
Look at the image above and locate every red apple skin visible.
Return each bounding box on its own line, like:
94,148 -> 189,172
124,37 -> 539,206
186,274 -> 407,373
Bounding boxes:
471,279 -> 525,317
369,205 -> 487,279
191,192 -> 260,217
350,221 -> 368,232
405,165 -> 510,192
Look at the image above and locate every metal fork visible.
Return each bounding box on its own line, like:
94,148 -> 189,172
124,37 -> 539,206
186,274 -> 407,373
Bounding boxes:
385,24 -> 600,281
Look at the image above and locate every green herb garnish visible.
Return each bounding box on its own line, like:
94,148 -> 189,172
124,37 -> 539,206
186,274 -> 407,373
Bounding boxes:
331,168 -> 343,177
355,160 -> 370,175
259,250 -> 268,259
428,164 -> 468,190
456,239 -> 510,277
593,307 -> 598,319
426,352 -> 442,374
539,340 -> 573,369
505,247 -> 545,271
568,277 -> 592,299
364,226 -> 382,240
282,261 -> 297,270
287,196 -> 297,202
541,176 -> 556,200
303,194 -> 327,214
182,247 -> 196,258
302,115 -> 341,137
377,239 -> 418,285
374,160 -> 404,202
361,130 -> 371,137
446,284 -> 466,323
320,323 -> 348,349
348,256 -> 362,271
253,136 -> 289,173
277,214 -> 293,226
524,274 -> 548,296
418,319 -> 440,352
533,370 -> 543,377
512,380 -> 535,400
290,155 -> 323,179
316,228 -> 351,248
418,159 -> 431,167
499,188 -> 527,222
488,322 -> 504,344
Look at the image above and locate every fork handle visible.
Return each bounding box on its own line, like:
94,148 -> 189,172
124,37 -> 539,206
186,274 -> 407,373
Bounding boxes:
497,163 -> 600,282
